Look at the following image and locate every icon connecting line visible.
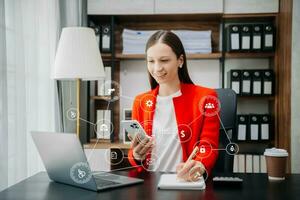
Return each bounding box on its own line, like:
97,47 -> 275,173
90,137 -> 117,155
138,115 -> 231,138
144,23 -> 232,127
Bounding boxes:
66,84 -> 239,175
216,113 -> 239,155
216,113 -> 231,143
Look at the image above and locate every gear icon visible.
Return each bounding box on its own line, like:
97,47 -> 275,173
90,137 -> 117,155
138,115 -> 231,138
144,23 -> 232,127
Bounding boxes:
70,162 -> 92,184
145,100 -> 153,108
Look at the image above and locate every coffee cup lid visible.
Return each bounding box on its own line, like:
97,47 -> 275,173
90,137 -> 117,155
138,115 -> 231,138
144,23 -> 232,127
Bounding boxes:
264,148 -> 288,157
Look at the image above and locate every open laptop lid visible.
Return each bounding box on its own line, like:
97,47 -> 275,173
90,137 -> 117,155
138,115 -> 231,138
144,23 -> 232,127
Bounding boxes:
31,131 -> 98,191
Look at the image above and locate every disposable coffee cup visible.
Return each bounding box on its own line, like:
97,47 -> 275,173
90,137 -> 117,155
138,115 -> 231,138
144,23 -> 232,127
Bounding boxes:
264,148 -> 288,181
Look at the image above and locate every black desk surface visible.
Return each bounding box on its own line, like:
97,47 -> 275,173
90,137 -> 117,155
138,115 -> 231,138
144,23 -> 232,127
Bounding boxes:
0,170 -> 299,200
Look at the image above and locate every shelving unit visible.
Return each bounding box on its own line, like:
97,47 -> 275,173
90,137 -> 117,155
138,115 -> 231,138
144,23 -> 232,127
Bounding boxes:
86,10 -> 291,171
88,13 -> 223,147
224,52 -> 274,58
115,52 -> 222,60
221,13 -> 278,155
88,13 -> 277,144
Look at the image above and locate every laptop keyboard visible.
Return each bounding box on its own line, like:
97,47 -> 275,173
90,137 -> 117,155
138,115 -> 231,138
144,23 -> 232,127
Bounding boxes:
93,175 -> 120,188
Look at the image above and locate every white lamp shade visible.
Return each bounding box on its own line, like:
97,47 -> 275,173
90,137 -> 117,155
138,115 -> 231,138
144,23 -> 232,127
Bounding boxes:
53,27 -> 105,80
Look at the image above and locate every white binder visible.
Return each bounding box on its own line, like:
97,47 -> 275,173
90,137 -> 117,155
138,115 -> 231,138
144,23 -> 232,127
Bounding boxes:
261,115 -> 270,140
253,155 -> 260,173
238,124 -> 247,141
250,115 -> 259,140
246,154 -> 253,173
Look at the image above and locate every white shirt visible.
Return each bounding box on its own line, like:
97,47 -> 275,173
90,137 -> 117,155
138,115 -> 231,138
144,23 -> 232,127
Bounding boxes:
149,90 -> 183,172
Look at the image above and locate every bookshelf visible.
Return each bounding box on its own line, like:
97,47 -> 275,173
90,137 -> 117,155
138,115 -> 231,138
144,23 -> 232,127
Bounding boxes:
86,9 -> 292,171
221,13 -> 278,157
115,52 -> 222,60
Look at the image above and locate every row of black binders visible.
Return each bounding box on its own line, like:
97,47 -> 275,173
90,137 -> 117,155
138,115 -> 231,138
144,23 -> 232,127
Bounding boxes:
228,69 -> 274,96
226,23 -> 275,52
89,21 -> 112,53
236,114 -> 272,142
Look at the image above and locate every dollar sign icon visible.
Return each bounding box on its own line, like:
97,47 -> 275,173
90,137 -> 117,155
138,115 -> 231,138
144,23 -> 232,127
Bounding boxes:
180,130 -> 185,138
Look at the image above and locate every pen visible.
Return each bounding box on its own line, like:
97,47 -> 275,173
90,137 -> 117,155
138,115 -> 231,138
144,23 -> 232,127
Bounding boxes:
177,146 -> 200,181
183,146 -> 199,168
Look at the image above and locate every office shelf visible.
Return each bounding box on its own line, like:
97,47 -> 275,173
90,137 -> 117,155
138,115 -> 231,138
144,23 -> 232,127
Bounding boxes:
90,96 -> 112,101
237,96 -> 275,101
115,52 -> 222,60
225,52 -> 275,58
222,13 -> 278,22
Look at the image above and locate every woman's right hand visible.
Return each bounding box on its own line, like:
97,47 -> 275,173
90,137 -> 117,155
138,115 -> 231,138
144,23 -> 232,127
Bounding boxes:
128,134 -> 154,161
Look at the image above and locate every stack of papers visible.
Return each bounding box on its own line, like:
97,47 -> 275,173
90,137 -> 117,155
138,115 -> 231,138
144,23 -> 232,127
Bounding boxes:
157,174 -> 206,190
172,30 -> 212,54
122,29 -> 156,54
122,29 -> 212,54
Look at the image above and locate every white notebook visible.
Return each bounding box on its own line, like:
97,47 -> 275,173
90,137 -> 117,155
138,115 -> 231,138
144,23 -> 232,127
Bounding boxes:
157,174 -> 206,190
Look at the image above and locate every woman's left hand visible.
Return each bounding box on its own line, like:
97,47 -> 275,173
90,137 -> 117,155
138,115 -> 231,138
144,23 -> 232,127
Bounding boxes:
176,160 -> 206,182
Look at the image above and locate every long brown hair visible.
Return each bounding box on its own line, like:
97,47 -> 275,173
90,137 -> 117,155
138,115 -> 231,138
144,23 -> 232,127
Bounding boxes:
145,30 -> 194,90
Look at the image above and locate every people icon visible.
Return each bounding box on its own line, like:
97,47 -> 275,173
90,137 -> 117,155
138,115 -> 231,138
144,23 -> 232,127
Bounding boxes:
205,102 -> 215,109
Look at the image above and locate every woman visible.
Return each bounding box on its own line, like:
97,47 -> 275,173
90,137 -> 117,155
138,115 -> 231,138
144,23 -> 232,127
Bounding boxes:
128,30 -> 220,181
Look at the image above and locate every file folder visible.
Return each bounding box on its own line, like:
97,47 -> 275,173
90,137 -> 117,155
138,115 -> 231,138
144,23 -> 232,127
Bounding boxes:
260,155 -> 267,173
262,70 -> 274,95
252,24 -> 263,51
260,114 -> 271,140
104,66 -> 112,95
252,70 -> 262,95
262,24 -> 275,52
249,114 -> 260,141
101,24 -> 112,53
246,154 -> 253,173
241,70 -> 252,96
253,155 -> 260,173
229,70 -> 241,95
238,154 -> 245,173
89,21 -> 101,49
227,25 -> 240,51
240,25 -> 251,51
233,155 -> 239,173
237,115 -> 248,141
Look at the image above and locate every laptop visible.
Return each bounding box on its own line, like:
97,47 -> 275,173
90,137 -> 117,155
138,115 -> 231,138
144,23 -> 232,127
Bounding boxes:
31,131 -> 143,192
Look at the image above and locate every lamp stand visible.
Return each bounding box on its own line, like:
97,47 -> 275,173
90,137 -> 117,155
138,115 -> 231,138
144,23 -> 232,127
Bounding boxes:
76,78 -> 80,137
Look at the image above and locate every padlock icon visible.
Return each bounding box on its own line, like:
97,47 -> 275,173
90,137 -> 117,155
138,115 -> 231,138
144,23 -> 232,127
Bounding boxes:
200,145 -> 206,154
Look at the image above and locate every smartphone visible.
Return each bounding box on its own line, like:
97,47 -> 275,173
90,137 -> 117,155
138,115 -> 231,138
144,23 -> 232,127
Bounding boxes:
121,120 -> 150,141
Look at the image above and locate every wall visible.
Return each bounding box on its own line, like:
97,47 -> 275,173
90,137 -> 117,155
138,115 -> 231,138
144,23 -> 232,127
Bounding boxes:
291,0 -> 300,173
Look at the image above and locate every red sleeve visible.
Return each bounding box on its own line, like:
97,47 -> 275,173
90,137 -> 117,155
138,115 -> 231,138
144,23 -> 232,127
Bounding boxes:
194,90 -> 220,176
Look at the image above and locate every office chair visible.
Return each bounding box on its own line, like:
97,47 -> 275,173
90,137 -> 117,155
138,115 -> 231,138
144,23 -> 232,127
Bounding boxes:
213,88 -> 237,174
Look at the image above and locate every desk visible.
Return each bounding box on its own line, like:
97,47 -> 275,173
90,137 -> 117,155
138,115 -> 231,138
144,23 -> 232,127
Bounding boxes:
0,170 -> 299,200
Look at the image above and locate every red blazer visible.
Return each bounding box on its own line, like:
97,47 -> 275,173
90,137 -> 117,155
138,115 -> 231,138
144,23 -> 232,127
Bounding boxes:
128,83 -> 220,176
